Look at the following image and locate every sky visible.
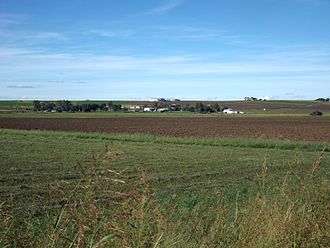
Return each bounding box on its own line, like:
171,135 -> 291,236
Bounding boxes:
0,0 -> 330,100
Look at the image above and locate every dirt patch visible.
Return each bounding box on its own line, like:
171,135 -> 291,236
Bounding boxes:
1,117 -> 330,142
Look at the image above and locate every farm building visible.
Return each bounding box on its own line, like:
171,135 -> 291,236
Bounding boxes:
122,105 -> 142,112
223,108 -> 244,114
157,108 -> 169,112
143,107 -> 155,112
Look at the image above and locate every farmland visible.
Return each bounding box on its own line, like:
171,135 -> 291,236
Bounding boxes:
1,104 -> 330,247
2,0 -> 330,246
1,116 -> 330,142
1,99 -> 330,115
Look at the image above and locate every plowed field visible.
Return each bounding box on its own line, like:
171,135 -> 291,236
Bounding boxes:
1,117 -> 330,142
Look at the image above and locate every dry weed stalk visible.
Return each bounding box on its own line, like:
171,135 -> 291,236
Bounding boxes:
311,147 -> 327,177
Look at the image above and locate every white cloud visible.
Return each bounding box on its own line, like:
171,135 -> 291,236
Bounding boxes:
150,25 -> 242,43
0,30 -> 68,47
48,80 -> 88,84
33,32 -> 68,41
133,0 -> 183,16
148,0 -> 183,15
7,84 -> 35,89
84,29 -> 133,38
1,47 -> 330,77
48,80 -> 65,83
0,47 -> 33,56
0,13 -> 27,26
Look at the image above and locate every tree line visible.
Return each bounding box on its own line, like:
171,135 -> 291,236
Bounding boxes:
32,100 -> 126,112
32,100 -> 224,114
181,102 -> 222,113
315,98 -> 330,102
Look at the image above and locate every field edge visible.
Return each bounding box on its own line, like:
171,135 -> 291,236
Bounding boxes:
1,128 -> 328,152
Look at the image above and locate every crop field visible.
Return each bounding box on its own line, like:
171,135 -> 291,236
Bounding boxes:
0,109 -> 329,247
1,125 -> 329,247
1,116 -> 330,142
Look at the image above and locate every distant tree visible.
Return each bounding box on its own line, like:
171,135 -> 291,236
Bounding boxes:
204,105 -> 212,113
40,102 -> 56,111
316,98 -> 330,102
188,106 -> 195,112
182,104 -> 193,112
100,103 -> 107,111
33,100 -> 41,111
211,103 -> 221,112
170,104 -> 181,111
310,110 -> 323,116
187,105 -> 195,112
194,102 -> 204,113
91,104 -> 99,112
71,104 -> 79,112
107,101 -> 114,111
152,102 -> 160,110
80,104 -> 89,112
113,104 -> 122,112
56,100 -> 72,112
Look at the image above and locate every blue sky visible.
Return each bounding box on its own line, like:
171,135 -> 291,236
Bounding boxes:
0,0 -> 330,100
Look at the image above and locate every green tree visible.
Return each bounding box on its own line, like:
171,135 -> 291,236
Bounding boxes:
32,100 -> 41,111
211,103 -> 221,112
56,100 -> 73,112
107,101 -> 114,111
113,104 -> 122,112
194,102 -> 204,113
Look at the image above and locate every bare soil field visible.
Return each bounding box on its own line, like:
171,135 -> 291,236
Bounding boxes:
1,116 -> 330,142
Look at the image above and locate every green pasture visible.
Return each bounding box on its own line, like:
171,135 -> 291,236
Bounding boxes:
0,129 -> 329,247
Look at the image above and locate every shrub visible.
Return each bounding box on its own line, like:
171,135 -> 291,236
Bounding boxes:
310,111 -> 323,116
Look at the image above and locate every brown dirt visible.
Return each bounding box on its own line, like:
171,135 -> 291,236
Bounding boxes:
1,116 -> 330,142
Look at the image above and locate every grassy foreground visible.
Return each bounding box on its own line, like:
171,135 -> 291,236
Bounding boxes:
0,129 -> 329,247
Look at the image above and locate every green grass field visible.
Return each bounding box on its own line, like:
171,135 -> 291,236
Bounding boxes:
1,129 -> 329,247
0,101 -> 34,110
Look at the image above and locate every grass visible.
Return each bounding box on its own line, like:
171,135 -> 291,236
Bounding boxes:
0,129 -> 329,247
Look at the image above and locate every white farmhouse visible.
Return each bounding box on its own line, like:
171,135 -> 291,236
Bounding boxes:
222,108 -> 244,114
143,107 -> 155,112
223,108 -> 237,114
157,108 -> 168,112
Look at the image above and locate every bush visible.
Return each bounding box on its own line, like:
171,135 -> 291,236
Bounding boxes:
310,111 -> 323,116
